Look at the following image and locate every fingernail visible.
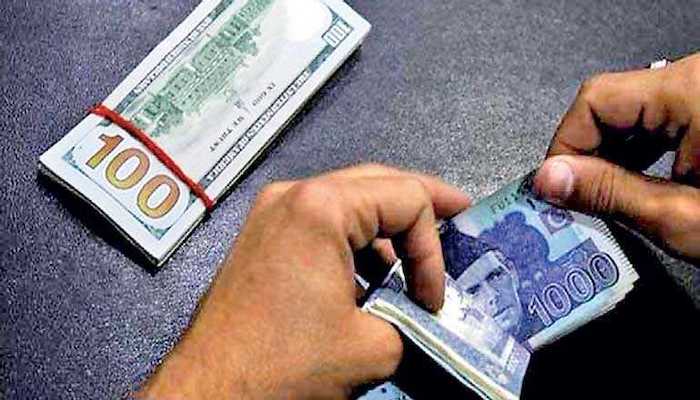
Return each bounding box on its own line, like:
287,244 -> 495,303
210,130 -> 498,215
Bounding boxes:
535,158 -> 574,204
435,298 -> 445,313
427,303 -> 441,314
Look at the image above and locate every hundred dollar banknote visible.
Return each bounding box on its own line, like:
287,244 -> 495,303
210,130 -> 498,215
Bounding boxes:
39,0 -> 371,265
364,173 -> 638,399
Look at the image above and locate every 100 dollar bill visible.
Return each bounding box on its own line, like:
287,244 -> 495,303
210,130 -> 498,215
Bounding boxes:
40,0 -> 371,264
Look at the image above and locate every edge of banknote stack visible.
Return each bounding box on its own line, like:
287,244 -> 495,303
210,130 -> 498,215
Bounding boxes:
38,0 -> 371,266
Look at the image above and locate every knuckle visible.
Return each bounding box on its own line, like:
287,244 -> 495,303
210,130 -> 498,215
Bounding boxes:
254,182 -> 288,207
355,162 -> 400,177
680,56 -> 700,89
405,177 -> 432,204
667,55 -> 700,100
579,73 -> 608,104
284,180 -> 343,223
586,165 -> 621,214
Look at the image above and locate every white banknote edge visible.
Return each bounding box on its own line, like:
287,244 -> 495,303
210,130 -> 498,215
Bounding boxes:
365,299 -> 518,400
39,0 -> 371,265
37,163 -> 201,265
366,303 -> 495,400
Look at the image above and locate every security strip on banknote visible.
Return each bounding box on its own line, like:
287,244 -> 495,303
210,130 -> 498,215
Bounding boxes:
364,173 -> 638,400
39,0 -> 371,265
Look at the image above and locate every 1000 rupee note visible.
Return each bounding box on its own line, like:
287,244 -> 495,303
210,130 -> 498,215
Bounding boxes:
40,0 -> 370,265
439,173 -> 637,349
364,173 -> 638,399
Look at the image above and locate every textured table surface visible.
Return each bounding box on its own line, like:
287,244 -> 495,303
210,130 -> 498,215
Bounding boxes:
2,1 -> 700,398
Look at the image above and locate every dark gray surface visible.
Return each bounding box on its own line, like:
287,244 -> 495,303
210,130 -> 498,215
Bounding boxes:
2,0 -> 700,398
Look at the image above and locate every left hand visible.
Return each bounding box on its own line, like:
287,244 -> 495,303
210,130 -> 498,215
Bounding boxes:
534,54 -> 700,261
136,164 -> 470,399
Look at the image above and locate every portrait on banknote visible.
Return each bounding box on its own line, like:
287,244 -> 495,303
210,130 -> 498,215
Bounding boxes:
441,176 -> 636,349
437,280 -> 521,386
441,220 -> 524,338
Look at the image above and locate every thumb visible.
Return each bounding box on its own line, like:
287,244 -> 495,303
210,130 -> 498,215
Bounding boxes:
533,155 -> 672,236
534,155 -> 700,261
344,312 -> 403,386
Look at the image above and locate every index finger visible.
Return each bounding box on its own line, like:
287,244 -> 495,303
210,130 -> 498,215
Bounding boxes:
321,163 -> 472,217
548,68 -> 670,158
329,173 -> 470,312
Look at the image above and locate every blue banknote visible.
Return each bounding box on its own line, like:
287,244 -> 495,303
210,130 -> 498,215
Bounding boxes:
441,173 -> 637,349
360,382 -> 412,400
363,174 -> 637,400
366,270 -> 530,400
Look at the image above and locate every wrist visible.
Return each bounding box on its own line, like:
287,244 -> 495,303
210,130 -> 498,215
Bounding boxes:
136,297 -> 256,399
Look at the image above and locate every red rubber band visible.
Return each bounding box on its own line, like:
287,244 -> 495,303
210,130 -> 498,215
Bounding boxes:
89,104 -> 215,211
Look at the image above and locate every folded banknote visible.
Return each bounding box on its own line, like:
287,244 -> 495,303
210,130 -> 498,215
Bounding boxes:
39,0 -> 371,265
368,268 -> 530,400
364,173 -> 638,400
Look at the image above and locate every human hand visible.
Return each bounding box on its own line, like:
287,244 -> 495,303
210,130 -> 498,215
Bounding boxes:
136,164 -> 470,399
534,54 -> 700,261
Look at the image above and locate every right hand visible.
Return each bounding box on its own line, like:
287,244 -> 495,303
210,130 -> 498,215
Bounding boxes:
533,54 -> 700,261
136,164 -> 470,400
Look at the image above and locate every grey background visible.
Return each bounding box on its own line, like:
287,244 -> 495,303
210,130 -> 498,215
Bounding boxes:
2,0 -> 699,398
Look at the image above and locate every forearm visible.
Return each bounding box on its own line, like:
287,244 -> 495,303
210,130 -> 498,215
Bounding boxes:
135,312 -> 252,399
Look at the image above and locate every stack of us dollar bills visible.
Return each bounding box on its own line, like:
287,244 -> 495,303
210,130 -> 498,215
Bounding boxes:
39,0 -> 371,265
363,174 -> 638,400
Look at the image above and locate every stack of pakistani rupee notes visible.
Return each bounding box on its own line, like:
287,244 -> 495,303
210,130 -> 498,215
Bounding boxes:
363,174 -> 638,400
39,0 -> 371,265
